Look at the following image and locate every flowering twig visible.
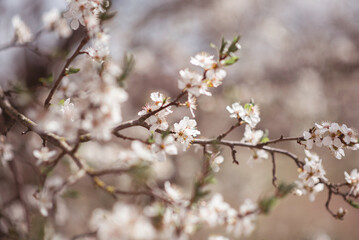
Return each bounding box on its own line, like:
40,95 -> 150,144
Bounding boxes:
44,36 -> 89,108
137,91 -> 187,122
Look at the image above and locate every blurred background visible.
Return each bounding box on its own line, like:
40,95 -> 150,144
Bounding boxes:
1,0 -> 359,239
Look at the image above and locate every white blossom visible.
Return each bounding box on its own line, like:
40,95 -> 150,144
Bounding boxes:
178,68 -> 204,97
298,150 -> 327,187
344,169 -> 359,196
210,153 -> 224,172
33,147 -> 57,165
190,52 -> 215,69
226,102 -> 260,128
164,181 -> 188,206
151,134 -> 178,161
295,181 -> 324,202
241,125 -> 264,145
174,116 -> 201,150
42,8 -> 72,38
64,0 -> 106,31
206,67 -> 227,88
146,110 -> 171,131
32,176 -> 64,217
247,149 -> 268,166
131,140 -> 155,162
302,122 -> 358,159
294,150 -> 327,201
86,33 -> 110,62
0,135 -> 14,165
12,15 -> 32,44
138,92 -> 171,116
90,203 -> 156,240
185,94 -> 197,117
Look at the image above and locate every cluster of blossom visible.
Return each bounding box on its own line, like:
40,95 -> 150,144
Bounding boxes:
294,150 -> 327,202
11,8 -> 72,45
81,74 -> 128,140
11,15 -> 32,44
138,92 -> 172,131
5,1 -> 359,239
64,0 -> 108,32
90,202 -> 157,240
177,47 -> 238,117
52,1 -> 126,140
28,176 -> 65,218
27,4 -> 128,141
138,92 -> 201,151
303,122 -> 359,159
241,125 -> 268,165
226,101 -> 260,128
89,182 -> 258,240
25,168 -> 85,223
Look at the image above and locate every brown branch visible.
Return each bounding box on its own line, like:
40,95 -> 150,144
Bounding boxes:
230,146 -> 239,165
325,188 -> 338,219
259,136 -> 304,146
113,132 -> 149,144
217,121 -> 241,140
193,138 -> 304,167
270,152 -> 277,188
44,36 -> 89,108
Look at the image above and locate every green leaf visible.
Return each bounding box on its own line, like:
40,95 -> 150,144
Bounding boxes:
62,189 -> 80,199
100,11 -> 117,21
260,130 -> 270,143
227,35 -> 241,54
129,164 -> 151,184
198,189 -> 211,198
58,99 -> 65,105
117,53 -> 135,86
348,200 -> 359,209
147,134 -> 155,144
204,174 -> 216,184
161,129 -> 171,139
244,103 -> 253,111
219,37 -> 228,58
65,67 -> 80,75
39,74 -> 53,86
223,56 -> 239,66
259,196 -> 277,214
276,183 -> 295,198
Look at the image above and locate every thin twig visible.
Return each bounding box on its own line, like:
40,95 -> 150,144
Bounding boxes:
44,36 -> 89,108
325,188 -> 338,219
230,146 -> 239,165
259,136 -> 304,146
270,152 -> 277,187
217,121 -> 241,140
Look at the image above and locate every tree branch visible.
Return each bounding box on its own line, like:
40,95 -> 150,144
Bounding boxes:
44,36 -> 89,108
